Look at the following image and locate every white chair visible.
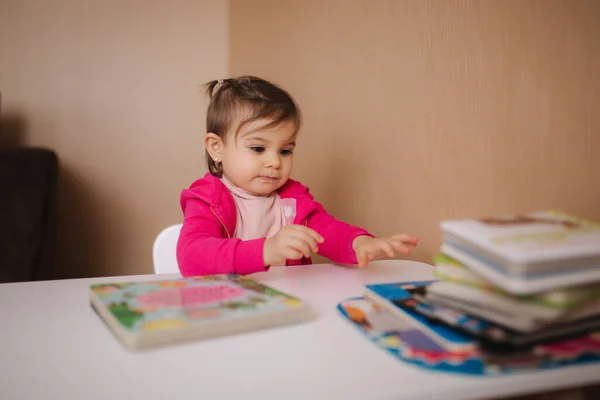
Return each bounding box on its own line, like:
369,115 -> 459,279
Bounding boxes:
152,224 -> 183,274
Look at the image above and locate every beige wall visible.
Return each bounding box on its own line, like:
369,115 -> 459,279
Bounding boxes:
230,0 -> 600,265
1,1 -> 598,279
0,0 -> 228,278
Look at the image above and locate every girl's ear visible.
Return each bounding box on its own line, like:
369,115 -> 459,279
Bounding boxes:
205,133 -> 223,161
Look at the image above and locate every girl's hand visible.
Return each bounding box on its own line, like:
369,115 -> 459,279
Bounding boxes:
263,225 -> 324,266
352,234 -> 419,268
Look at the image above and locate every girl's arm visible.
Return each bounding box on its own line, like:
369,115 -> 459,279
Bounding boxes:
305,198 -> 419,266
306,201 -> 374,264
176,199 -> 267,277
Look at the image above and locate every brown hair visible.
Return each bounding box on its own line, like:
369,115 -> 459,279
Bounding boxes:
202,76 -> 302,177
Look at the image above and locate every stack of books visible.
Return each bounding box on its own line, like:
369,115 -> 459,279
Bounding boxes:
365,210 -> 600,352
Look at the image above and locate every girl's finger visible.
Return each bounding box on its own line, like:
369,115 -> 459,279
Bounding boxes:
360,252 -> 370,268
283,248 -> 304,260
357,250 -> 369,267
391,234 -> 419,245
290,229 -> 320,253
288,237 -> 313,258
292,225 -> 324,244
390,239 -> 412,254
377,240 -> 396,258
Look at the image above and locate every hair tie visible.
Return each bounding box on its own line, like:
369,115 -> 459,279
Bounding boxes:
218,79 -> 224,85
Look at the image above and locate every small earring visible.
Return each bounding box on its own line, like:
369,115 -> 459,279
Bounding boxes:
214,157 -> 220,163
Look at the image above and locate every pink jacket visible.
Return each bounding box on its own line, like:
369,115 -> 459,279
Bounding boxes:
177,173 -> 373,277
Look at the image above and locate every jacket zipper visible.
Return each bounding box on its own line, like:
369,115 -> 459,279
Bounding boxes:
290,217 -> 309,266
210,206 -> 231,238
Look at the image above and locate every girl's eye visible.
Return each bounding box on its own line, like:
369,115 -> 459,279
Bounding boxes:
280,149 -> 293,156
250,146 -> 265,153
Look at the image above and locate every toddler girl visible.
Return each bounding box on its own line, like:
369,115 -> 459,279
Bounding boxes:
177,76 -> 418,276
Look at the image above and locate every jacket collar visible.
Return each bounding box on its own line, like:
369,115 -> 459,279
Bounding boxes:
181,172 -> 317,233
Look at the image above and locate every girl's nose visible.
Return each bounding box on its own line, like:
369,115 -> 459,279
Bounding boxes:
265,153 -> 281,168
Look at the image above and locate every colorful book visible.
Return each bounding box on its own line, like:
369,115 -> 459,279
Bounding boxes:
90,274 -> 314,350
440,210 -> 600,277
433,253 -> 600,310
424,281 -> 600,332
338,296 -> 600,376
362,281 -> 476,352
441,241 -> 600,294
390,291 -> 600,349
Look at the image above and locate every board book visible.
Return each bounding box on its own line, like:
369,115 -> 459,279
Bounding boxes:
441,241 -> 600,294
440,210 -> 600,277
90,274 -> 314,350
423,281 -> 600,329
397,291 -> 600,349
363,280 -> 475,352
433,253 -> 600,310
363,280 -> 600,348
338,295 -> 600,376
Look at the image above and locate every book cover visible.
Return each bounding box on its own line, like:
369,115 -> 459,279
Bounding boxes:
398,294 -> 600,349
90,274 -> 314,350
440,210 -> 600,267
363,281 -> 476,352
425,281 -> 600,330
433,253 -> 600,310
338,297 -> 600,376
441,242 -> 600,294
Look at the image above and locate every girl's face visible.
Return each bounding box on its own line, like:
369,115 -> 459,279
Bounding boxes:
214,119 -> 297,196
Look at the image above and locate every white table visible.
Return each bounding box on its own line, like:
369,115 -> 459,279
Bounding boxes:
1,260 -> 598,400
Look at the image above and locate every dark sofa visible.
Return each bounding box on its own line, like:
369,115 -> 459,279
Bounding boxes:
0,147 -> 58,283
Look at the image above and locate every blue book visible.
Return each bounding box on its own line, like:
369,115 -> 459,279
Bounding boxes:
363,280 -> 476,352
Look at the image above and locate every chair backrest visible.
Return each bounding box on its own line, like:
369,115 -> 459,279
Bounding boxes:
152,224 -> 183,274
